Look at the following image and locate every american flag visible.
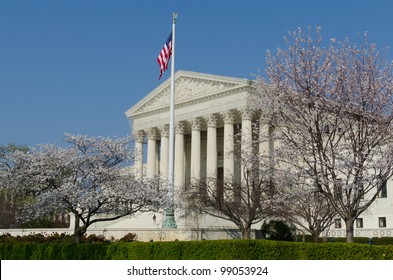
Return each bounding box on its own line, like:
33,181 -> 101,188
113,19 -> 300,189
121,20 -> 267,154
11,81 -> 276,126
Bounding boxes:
157,32 -> 172,79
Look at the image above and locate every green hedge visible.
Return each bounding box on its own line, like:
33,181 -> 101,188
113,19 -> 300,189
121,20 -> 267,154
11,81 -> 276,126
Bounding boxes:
1,240 -> 393,260
297,235 -> 393,245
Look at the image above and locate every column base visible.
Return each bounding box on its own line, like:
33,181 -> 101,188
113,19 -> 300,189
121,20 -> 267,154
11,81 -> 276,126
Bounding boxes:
162,208 -> 177,228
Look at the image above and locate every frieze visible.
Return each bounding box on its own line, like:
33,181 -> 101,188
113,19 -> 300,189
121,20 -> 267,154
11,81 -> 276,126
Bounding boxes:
131,90 -> 251,131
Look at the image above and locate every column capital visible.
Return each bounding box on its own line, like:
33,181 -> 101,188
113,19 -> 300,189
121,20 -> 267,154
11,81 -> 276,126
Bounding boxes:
133,130 -> 145,143
259,110 -> 272,124
147,127 -> 159,140
223,110 -> 236,124
175,121 -> 186,134
191,117 -> 204,131
205,114 -> 219,128
259,118 -> 271,128
240,108 -> 254,121
159,125 -> 169,138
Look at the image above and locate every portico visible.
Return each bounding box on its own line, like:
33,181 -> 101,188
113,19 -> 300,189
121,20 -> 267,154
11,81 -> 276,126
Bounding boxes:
125,71 -> 267,193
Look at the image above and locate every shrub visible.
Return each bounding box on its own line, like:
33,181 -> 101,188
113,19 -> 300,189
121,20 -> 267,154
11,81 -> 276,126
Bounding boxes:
118,233 -> 137,242
261,220 -> 296,241
1,240 -> 393,260
81,234 -> 107,243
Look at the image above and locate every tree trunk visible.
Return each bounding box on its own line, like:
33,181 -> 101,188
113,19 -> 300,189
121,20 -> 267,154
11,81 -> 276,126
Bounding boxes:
312,232 -> 320,243
72,214 -> 86,243
73,216 -> 81,243
196,215 -> 200,241
312,228 -> 322,243
241,224 -> 252,239
73,231 -> 81,243
345,219 -> 355,243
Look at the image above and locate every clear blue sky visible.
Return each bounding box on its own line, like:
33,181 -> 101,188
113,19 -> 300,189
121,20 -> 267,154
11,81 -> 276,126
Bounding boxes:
1,0 -> 393,147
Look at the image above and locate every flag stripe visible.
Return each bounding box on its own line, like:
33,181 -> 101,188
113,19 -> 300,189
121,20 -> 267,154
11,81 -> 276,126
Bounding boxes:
157,33 -> 172,79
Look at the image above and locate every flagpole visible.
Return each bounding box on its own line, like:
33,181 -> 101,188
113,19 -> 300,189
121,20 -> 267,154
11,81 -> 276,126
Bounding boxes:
163,12 -> 177,228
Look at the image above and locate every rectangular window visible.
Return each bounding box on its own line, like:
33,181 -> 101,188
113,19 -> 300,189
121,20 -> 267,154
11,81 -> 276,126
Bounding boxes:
356,218 -> 363,228
379,180 -> 387,198
334,218 -> 342,228
379,217 -> 387,228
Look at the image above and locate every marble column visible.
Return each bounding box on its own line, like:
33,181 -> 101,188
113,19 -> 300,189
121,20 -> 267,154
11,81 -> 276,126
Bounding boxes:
190,118 -> 203,184
133,130 -> 144,180
259,118 -> 276,189
159,125 -> 169,179
241,108 -> 253,182
147,128 -> 158,178
259,118 -> 271,164
174,122 -> 185,187
206,114 -> 218,180
223,111 -> 235,182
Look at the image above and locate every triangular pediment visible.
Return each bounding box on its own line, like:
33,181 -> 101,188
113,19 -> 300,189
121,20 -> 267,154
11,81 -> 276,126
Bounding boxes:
125,70 -> 252,117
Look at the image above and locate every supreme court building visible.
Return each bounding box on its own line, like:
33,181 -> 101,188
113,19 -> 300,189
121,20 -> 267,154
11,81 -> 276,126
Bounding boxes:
124,70 -> 263,238
125,70 -> 261,192
122,70 -> 393,241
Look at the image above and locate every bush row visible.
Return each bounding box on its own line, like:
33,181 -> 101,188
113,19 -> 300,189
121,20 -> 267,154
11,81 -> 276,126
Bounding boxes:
3,232 -> 393,245
0,232 -> 136,243
297,235 -> 393,245
1,239 -> 392,260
